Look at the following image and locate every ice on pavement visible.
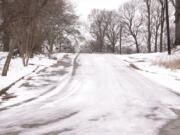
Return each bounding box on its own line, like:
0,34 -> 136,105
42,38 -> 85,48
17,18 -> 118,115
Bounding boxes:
0,54 -> 180,135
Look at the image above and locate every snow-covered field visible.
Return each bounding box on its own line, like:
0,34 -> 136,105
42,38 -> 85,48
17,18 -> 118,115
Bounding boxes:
0,53 -> 180,135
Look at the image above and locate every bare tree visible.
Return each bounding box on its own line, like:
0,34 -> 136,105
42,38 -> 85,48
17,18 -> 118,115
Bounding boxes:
0,0 -> 80,76
105,11 -> 121,53
159,0 -> 166,52
119,24 -> 124,54
121,0 -> 143,53
117,10 -> 125,54
43,0 -> 79,54
175,0 -> 180,45
165,0 -> 171,55
151,1 -> 161,52
89,9 -> 111,52
144,0 -> 152,53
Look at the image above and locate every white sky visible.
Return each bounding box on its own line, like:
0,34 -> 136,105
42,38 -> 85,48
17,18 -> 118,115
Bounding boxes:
73,0 -> 129,21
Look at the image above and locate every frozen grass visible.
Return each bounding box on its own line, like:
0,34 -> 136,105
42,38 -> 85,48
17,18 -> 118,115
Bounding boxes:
153,48 -> 180,69
153,54 -> 180,69
116,52 -> 180,94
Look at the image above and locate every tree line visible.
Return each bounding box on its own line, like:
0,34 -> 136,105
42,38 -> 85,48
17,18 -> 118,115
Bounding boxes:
83,0 -> 177,54
0,0 -> 179,76
0,0 -> 81,76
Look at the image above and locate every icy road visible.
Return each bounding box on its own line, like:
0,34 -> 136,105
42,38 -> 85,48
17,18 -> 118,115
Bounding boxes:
0,54 -> 180,135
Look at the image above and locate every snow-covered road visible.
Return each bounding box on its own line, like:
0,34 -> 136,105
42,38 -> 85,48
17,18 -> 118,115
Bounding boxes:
0,54 -> 180,135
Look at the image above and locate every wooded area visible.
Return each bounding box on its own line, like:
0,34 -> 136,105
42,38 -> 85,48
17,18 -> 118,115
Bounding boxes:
1,1 -> 180,134
83,0 -> 179,54
0,0 -> 82,76
0,0 -> 179,76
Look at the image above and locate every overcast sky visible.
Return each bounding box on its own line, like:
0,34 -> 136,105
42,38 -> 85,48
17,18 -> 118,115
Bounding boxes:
73,0 -> 129,21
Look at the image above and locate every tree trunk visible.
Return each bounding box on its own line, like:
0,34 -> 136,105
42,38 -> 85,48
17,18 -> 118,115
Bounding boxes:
146,0 -> 152,53
154,28 -> 159,52
134,37 -> 140,53
2,39 -> 16,76
175,0 -> 180,45
119,27 -> 123,54
100,40 -> 104,52
160,4 -> 165,52
25,54 -> 29,67
112,42 -> 115,53
147,21 -> 152,53
119,36 -> 122,54
22,54 -> 26,67
2,30 -> 10,52
59,43 -> 62,52
165,0 -> 171,55
50,43 -> 53,54
135,43 -> 140,53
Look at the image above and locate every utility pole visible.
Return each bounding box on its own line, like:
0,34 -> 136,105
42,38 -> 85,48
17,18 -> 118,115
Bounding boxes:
165,0 -> 171,55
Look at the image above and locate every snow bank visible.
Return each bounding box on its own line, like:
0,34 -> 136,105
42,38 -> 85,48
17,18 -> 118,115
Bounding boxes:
0,54 -> 56,91
117,52 -> 180,94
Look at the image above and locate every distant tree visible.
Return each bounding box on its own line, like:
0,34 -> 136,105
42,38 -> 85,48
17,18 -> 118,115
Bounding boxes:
105,11 -> 121,53
151,0 -> 161,52
0,0 -> 79,76
144,0 -> 152,53
43,0 -> 80,54
121,0 -> 143,53
158,0 -> 166,52
89,9 -> 111,52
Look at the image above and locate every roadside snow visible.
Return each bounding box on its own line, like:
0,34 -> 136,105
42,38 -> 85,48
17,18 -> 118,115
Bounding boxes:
0,54 -> 56,91
0,53 -> 180,135
0,53 -> 76,105
116,52 -> 180,94
18,54 -> 180,135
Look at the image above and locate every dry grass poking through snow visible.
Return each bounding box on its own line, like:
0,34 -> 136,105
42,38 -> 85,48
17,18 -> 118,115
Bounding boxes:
153,47 -> 180,69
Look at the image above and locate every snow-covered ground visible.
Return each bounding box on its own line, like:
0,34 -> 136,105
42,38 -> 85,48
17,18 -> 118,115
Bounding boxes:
0,53 -> 76,105
117,52 -> 180,94
0,53 -> 180,135
0,54 -> 56,90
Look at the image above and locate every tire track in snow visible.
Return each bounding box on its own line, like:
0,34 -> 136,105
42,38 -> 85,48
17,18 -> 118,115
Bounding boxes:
38,53 -> 81,106
0,54 -> 79,112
